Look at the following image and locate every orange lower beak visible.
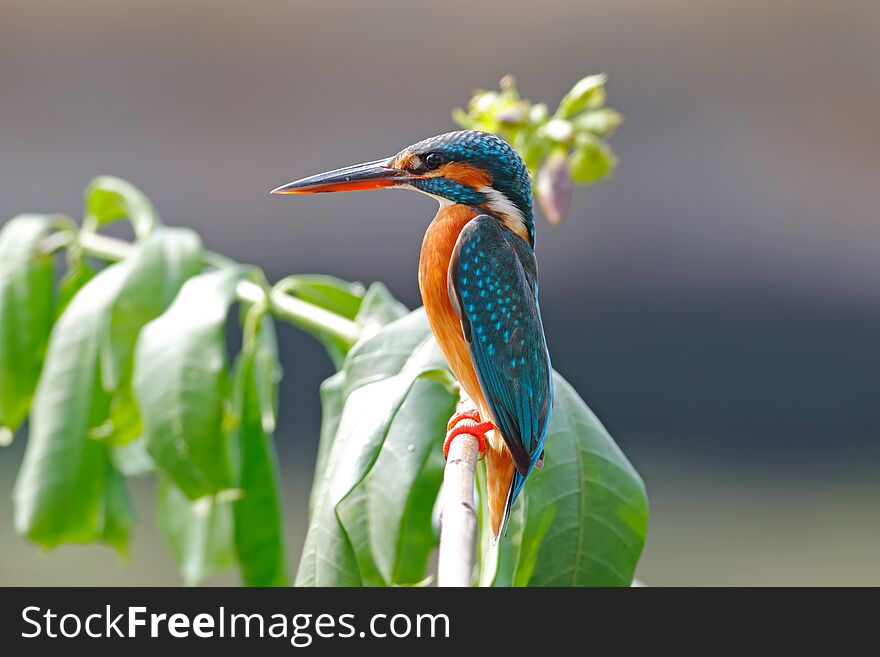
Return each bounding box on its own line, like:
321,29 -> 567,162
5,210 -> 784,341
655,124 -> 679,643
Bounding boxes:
270,158 -> 413,195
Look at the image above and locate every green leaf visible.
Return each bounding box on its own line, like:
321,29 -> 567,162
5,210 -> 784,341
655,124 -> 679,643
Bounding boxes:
102,226 -> 203,390
570,134 -> 617,184
134,267 -> 246,498
572,108 -> 623,137
104,378 -> 142,446
296,310 -> 450,586
309,371 -> 345,517
13,229 -> 204,552
342,308 -> 430,396
156,477 -> 236,586
56,256 -> 96,318
355,282 -> 409,337
101,461 -> 135,554
512,373 -> 648,586
12,263 -> 132,550
556,74 -> 607,119
277,275 -> 365,320
231,313 -> 288,586
84,176 -> 160,241
0,215 -> 56,435
336,375 -> 454,585
514,129 -> 554,176
94,229 -> 203,449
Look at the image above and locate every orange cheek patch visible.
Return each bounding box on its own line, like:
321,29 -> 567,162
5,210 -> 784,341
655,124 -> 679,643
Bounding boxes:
431,162 -> 493,188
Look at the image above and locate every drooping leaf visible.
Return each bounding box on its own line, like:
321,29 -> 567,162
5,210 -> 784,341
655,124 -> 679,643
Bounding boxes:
231,313 -> 288,586
343,308 -> 429,396
103,378 -> 142,446
84,176 -> 160,241
101,461 -> 135,555
102,226 -> 203,390
336,374 -> 455,585
354,282 -> 409,338
156,476 -> 236,586
134,267 -> 246,498
296,310 -> 450,586
309,371 -> 346,516
512,373 -> 648,586
277,275 -> 365,320
11,228 -> 203,546
0,215 -> 56,436
98,228 -> 204,449
56,255 -> 96,317
12,264 -> 132,550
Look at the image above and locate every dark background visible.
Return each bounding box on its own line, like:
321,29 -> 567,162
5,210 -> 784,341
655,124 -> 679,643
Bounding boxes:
1,0 -> 878,585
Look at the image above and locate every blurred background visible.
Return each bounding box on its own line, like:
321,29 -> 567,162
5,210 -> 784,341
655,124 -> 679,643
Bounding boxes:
1,0 -> 878,585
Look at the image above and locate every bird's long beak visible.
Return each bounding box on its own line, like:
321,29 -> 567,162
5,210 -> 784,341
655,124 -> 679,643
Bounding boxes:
270,157 -> 413,195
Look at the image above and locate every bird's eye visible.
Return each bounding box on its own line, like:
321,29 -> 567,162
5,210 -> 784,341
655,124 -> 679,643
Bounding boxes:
424,152 -> 444,170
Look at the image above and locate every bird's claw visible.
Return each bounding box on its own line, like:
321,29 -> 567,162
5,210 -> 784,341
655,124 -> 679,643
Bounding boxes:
447,408 -> 481,431
443,410 -> 492,460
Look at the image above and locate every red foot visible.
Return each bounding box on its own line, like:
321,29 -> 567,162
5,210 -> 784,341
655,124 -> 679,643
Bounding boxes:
447,409 -> 481,431
443,410 -> 493,460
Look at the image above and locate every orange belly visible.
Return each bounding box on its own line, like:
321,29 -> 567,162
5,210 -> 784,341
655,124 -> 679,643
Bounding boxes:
418,204 -> 515,539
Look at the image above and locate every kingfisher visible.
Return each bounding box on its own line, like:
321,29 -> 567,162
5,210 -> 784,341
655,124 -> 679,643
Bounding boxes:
272,130 -> 553,540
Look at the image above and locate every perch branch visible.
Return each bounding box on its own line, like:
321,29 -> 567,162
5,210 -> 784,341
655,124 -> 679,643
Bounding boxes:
437,393 -> 480,587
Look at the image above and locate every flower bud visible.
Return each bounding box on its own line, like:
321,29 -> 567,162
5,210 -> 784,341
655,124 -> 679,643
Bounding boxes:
537,151 -> 573,225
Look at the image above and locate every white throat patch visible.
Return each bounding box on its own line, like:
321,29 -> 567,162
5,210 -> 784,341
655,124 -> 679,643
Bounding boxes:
478,186 -> 529,241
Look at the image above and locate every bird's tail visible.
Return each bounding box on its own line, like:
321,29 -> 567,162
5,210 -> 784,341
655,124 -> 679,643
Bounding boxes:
484,443 -> 517,543
495,471 -> 529,542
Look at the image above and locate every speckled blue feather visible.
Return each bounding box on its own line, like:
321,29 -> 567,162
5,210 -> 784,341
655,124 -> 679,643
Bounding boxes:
449,214 -> 553,518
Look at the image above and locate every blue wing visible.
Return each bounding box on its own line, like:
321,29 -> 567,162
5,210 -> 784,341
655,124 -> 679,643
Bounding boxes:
449,215 -> 553,500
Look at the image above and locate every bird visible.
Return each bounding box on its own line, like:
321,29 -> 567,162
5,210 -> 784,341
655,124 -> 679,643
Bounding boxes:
272,130 -> 553,541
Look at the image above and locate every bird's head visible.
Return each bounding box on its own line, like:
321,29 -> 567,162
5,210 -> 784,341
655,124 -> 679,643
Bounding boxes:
271,130 -> 535,244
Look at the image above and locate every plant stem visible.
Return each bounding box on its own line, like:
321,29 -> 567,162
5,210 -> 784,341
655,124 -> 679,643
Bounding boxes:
237,283 -> 360,346
438,391 -> 480,587
47,229 -> 362,346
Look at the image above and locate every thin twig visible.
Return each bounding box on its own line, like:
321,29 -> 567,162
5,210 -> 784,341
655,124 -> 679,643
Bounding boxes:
437,394 -> 480,587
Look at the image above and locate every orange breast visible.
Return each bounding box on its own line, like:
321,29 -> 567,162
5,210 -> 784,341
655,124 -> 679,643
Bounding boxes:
418,205 -> 484,407
418,204 -> 515,539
